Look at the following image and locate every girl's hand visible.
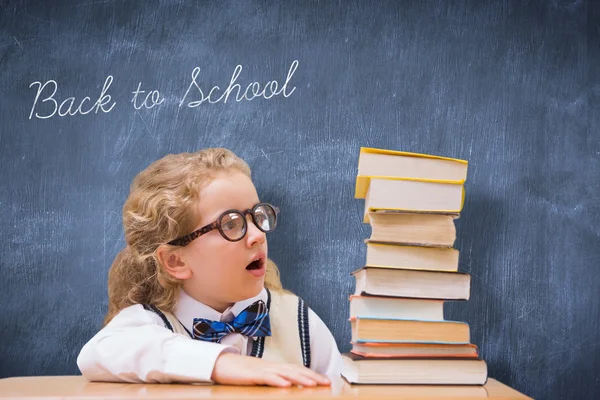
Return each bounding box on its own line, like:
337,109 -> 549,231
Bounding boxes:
211,352 -> 332,387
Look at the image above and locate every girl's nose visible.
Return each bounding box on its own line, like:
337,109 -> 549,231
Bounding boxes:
245,215 -> 266,246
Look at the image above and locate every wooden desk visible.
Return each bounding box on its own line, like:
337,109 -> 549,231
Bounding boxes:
0,376 -> 531,399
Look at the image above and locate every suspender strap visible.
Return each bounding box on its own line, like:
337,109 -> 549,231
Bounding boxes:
250,288 -> 271,358
297,297 -> 311,368
142,304 -> 193,338
143,304 -> 174,332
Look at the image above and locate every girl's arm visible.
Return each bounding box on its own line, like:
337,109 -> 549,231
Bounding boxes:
307,308 -> 343,381
77,304 -> 236,383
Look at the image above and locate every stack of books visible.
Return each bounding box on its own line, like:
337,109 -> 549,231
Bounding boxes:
341,147 -> 488,385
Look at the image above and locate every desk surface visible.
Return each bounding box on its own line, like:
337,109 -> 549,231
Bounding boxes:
0,376 -> 532,399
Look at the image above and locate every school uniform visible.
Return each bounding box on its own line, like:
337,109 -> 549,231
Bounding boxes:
77,288 -> 342,383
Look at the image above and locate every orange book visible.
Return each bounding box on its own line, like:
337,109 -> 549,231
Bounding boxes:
350,317 -> 470,344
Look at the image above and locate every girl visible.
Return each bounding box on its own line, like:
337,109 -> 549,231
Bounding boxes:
77,148 -> 342,387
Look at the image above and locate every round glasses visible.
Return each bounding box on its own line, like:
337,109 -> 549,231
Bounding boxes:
168,203 -> 280,246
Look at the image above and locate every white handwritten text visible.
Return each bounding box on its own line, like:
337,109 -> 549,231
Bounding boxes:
28,75 -> 116,120
179,60 -> 298,108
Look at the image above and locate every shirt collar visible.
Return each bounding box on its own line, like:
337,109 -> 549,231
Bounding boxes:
174,288 -> 268,333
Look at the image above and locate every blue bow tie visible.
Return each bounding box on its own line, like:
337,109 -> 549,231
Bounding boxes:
192,300 -> 271,343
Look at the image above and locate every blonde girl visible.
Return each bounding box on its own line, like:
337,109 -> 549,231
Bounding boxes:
77,148 -> 341,387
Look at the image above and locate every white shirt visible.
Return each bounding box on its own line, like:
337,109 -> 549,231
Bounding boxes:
77,288 -> 343,384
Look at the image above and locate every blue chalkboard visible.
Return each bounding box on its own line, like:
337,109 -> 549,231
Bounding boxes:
1,1 -> 598,399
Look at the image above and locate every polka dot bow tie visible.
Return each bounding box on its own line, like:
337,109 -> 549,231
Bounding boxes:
192,300 -> 271,343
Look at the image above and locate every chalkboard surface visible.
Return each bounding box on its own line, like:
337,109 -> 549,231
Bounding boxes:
1,1 -> 598,399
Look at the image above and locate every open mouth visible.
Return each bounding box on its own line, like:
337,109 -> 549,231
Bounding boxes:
245,253 -> 266,276
246,259 -> 263,270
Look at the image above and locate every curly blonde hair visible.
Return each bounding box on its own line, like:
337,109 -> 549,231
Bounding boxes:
104,148 -> 285,325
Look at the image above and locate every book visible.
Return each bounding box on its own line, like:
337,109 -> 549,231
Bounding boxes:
341,353 -> 487,385
353,266 -> 471,300
350,317 -> 470,343
355,147 -> 468,199
349,295 -> 444,320
363,178 -> 464,223
351,342 -> 478,358
368,211 -> 458,247
365,241 -> 459,272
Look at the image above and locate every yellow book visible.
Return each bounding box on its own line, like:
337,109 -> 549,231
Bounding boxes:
363,177 -> 465,223
356,147 -> 468,199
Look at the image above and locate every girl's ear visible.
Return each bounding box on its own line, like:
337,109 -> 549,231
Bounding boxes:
155,244 -> 192,280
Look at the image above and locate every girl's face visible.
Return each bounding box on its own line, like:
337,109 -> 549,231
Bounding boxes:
178,171 -> 268,312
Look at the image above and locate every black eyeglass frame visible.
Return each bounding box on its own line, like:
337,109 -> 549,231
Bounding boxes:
167,202 -> 280,246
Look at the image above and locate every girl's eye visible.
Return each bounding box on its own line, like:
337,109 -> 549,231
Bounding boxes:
222,215 -> 242,231
222,221 -> 237,230
254,212 -> 271,229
